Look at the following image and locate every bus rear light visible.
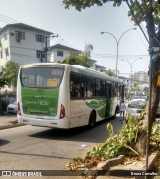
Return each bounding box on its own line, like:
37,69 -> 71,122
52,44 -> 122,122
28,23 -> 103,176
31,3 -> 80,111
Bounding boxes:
60,104 -> 65,119
17,102 -> 21,115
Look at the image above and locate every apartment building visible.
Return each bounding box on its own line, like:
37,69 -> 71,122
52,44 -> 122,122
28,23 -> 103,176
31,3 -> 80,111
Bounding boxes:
0,23 -> 53,67
131,71 -> 149,83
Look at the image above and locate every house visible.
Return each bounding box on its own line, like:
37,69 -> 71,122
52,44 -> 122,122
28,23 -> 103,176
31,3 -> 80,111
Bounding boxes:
0,23 -> 53,67
49,44 -> 97,69
95,64 -> 105,72
0,23 -> 53,93
49,44 -> 80,63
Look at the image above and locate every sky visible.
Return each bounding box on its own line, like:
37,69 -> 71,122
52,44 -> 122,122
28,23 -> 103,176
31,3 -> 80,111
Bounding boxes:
0,0 -> 150,77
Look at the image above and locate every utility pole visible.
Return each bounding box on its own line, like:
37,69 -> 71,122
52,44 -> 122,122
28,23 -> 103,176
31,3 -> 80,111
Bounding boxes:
44,34 -> 58,63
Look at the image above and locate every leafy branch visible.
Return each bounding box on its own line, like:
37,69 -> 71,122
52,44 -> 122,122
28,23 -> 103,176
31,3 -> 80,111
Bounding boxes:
66,112 -> 160,171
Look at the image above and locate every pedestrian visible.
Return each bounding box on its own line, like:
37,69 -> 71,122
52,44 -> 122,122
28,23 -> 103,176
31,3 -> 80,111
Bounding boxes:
120,100 -> 126,121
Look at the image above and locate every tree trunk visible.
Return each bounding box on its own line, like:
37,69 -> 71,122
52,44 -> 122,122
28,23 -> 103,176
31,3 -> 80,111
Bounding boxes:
135,8 -> 160,155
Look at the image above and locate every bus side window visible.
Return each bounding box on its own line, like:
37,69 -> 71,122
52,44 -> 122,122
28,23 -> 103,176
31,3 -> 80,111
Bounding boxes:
70,73 -> 75,98
87,78 -> 96,97
111,82 -> 116,97
81,76 -> 87,97
75,75 -> 81,98
100,80 -> 105,97
106,83 -> 111,99
96,79 -> 100,97
114,83 -> 118,97
70,73 -> 81,98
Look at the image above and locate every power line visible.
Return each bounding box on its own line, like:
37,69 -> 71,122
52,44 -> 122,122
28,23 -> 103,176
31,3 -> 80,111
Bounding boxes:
0,17 -> 16,24
57,35 -> 72,47
0,12 -> 72,48
91,54 -> 149,58
121,3 -> 148,49
0,13 -> 20,23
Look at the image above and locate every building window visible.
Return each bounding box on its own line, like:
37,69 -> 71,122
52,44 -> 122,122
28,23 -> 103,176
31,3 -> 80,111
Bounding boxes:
10,32 -> 14,36
36,34 -> 44,42
4,33 -> 7,40
36,50 -> 45,59
5,48 -> 9,56
15,31 -> 25,40
57,51 -> 63,57
0,50 -> 3,59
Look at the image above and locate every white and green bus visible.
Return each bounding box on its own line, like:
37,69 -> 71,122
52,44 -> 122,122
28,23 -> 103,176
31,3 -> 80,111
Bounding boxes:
17,63 -> 124,129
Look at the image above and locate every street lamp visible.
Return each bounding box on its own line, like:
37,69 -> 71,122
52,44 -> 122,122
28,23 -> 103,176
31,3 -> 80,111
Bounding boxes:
121,58 -> 142,79
100,28 -> 136,75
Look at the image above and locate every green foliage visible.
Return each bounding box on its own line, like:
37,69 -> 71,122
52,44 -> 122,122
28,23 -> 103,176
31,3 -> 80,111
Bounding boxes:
106,123 -> 113,137
63,0 -> 160,27
66,111 -> 160,170
62,53 -> 89,67
63,0 -> 107,11
105,69 -> 115,76
67,113 -> 160,170
150,123 -> 160,151
83,43 -> 93,58
4,61 -> 19,87
130,82 -> 141,94
62,43 -> 93,67
0,68 -> 8,89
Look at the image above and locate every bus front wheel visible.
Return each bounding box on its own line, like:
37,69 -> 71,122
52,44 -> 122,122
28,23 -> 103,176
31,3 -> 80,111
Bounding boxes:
88,111 -> 96,129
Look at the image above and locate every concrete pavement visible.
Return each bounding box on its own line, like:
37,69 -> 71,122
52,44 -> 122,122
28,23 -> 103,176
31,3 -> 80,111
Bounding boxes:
0,113 -> 23,130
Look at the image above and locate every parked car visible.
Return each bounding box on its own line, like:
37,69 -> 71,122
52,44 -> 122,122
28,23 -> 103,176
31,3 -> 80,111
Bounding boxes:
132,95 -> 147,100
7,101 -> 17,114
126,99 -> 146,117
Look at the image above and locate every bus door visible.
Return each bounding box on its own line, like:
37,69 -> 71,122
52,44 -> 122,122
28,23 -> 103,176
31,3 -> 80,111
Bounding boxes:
105,82 -> 112,117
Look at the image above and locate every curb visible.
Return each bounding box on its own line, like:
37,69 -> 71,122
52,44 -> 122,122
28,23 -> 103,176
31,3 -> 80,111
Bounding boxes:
0,120 -> 25,130
142,150 -> 159,170
82,155 -> 125,177
82,151 -> 159,179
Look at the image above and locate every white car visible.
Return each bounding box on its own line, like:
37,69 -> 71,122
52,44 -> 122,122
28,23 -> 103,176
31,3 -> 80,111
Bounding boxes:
126,99 -> 146,117
7,101 -> 17,114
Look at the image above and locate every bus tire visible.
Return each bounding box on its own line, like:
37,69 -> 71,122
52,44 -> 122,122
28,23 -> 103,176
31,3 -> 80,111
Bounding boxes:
88,110 -> 96,129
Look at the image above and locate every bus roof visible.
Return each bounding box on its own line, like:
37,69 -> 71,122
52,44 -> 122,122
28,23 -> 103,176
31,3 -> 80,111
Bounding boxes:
71,65 -> 123,84
20,63 -> 123,85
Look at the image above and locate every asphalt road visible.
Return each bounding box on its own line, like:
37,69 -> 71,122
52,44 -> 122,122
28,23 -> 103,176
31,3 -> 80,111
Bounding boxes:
0,115 -> 124,178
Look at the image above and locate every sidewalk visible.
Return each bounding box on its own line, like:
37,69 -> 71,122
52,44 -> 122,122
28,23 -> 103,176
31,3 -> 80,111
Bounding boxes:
0,113 -> 23,130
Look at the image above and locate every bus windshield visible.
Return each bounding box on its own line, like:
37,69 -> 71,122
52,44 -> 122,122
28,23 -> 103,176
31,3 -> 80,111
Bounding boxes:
20,67 -> 64,88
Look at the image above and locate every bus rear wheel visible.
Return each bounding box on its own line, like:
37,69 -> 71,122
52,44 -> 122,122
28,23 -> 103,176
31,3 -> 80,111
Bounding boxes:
88,111 -> 96,129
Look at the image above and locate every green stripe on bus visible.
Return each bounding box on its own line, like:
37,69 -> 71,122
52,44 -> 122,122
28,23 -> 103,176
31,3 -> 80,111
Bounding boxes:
84,97 -> 114,118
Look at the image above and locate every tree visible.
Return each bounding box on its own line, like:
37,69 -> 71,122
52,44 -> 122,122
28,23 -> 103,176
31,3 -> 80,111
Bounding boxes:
62,0 -> 160,155
62,53 -> 89,66
0,68 -> 8,89
83,43 -> 93,58
105,69 -> 115,76
0,67 -> 8,114
130,82 -> 141,94
62,43 -> 93,67
3,61 -> 19,88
